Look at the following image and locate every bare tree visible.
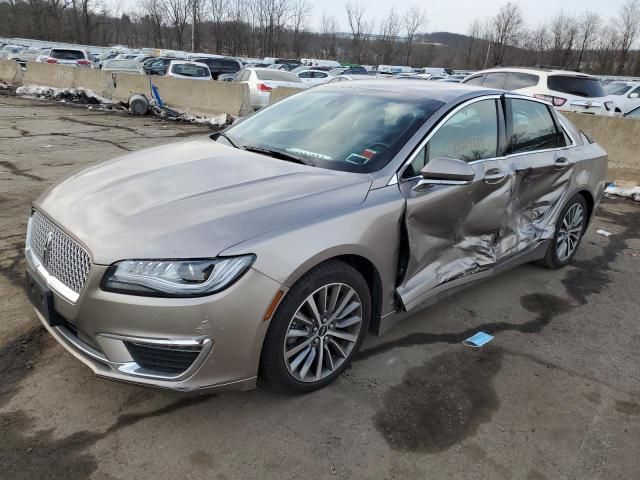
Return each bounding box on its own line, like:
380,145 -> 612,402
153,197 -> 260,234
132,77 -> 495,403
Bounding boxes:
164,0 -> 190,49
319,10 -> 338,59
616,0 -> 640,74
404,6 -> 426,65
575,12 -> 600,70
345,1 -> 373,63
489,2 -> 523,65
378,7 -> 402,64
290,0 -> 312,57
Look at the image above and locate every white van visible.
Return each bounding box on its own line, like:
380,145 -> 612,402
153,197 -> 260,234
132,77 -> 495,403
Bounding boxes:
376,65 -> 414,74
301,58 -> 341,68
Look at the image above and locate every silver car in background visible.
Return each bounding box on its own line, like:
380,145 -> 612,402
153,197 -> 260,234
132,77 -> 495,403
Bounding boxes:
232,67 -> 303,109
25,82 -> 607,394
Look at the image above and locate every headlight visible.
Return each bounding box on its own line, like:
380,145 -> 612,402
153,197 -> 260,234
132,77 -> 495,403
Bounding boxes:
101,256 -> 255,297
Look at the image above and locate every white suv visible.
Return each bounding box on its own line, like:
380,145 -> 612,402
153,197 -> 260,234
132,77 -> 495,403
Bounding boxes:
36,48 -> 94,67
462,67 -> 612,115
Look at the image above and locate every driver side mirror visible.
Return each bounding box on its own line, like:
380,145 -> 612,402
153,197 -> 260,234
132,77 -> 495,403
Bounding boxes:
413,157 -> 475,191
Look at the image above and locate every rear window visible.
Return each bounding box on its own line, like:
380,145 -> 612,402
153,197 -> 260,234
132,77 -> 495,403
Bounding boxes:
171,64 -> 210,77
463,75 -> 484,86
505,72 -> 539,90
50,49 -> 85,60
195,58 -> 240,70
255,70 -> 301,82
547,76 -> 605,98
482,73 -> 508,89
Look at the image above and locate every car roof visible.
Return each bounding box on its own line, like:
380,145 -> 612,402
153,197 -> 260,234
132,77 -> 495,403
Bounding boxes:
169,60 -> 209,67
471,66 -> 596,78
322,79 -> 506,103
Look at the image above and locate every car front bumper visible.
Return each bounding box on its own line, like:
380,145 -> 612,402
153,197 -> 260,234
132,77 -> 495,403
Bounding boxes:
26,257 -> 285,392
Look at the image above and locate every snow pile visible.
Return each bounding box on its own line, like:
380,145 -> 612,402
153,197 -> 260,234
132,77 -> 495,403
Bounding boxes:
0,82 -> 8,89
16,85 -> 112,105
605,184 -> 640,202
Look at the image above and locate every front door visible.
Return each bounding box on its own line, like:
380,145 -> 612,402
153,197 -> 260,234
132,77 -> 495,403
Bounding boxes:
396,97 -> 514,311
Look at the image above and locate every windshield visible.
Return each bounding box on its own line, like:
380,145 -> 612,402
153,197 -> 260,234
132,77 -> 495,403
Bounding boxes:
224,89 -> 442,173
547,75 -> 605,98
605,82 -> 634,95
171,63 -> 210,77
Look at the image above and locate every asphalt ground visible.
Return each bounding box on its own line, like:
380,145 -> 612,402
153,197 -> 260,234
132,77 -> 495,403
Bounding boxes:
1,95 -> 639,480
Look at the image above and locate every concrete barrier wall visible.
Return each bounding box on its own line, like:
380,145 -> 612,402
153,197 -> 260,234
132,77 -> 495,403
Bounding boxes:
5,62 -> 251,117
269,86 -> 304,105
565,112 -> 640,183
23,62 -> 76,89
151,76 -> 252,117
0,60 -> 22,84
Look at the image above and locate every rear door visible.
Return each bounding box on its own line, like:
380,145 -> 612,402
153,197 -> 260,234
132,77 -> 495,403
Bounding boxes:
396,96 -> 515,310
501,97 -> 574,254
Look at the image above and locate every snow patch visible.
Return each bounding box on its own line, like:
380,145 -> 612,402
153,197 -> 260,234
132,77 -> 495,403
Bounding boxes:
605,184 -> 640,202
16,85 -> 112,104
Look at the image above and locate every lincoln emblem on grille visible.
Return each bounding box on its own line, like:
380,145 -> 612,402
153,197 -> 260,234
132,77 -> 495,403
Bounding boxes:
43,231 -> 54,267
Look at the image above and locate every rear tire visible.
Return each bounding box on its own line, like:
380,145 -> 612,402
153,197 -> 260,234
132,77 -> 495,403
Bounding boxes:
260,260 -> 371,394
539,194 -> 588,269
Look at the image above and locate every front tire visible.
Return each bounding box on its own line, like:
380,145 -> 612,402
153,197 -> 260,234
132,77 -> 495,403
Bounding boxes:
260,260 -> 371,394
540,194 -> 588,269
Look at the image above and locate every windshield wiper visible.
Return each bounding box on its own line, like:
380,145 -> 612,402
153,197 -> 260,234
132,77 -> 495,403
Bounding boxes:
243,146 -> 315,166
215,131 -> 243,150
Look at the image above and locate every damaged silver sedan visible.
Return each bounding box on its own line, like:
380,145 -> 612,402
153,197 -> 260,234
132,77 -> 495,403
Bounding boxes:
25,81 -> 607,393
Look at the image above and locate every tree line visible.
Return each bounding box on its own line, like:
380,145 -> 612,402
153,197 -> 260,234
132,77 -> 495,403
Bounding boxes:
1,0 -> 639,75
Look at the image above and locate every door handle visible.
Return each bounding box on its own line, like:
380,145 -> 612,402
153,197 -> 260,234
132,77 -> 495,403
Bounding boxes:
483,168 -> 505,184
554,157 -> 570,169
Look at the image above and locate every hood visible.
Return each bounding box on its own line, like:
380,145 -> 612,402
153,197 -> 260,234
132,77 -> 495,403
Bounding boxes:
35,139 -> 372,264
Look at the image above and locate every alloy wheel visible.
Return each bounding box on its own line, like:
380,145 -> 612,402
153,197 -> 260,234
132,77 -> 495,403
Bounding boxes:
556,203 -> 584,261
283,283 -> 363,383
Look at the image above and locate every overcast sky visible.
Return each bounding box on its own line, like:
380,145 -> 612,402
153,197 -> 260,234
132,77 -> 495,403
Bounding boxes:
310,0 -> 624,34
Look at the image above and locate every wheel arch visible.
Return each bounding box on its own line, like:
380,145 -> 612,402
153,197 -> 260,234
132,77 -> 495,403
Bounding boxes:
282,250 -> 385,335
575,189 -> 595,227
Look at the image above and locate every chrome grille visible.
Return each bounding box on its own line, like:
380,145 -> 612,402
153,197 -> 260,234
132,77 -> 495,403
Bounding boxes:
28,211 -> 91,294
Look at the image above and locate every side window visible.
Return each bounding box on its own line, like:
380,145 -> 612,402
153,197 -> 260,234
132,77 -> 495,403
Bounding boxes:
505,72 -> 539,90
298,71 -> 312,78
464,75 -> 484,86
482,73 -> 508,89
404,99 -> 498,178
510,99 -> 561,153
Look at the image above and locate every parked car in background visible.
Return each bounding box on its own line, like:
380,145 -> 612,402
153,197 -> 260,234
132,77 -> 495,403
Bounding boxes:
263,57 -> 302,66
624,105 -> 640,118
0,45 -> 26,60
25,81 -> 606,394
604,81 -> 640,115
101,59 -> 145,75
165,61 -> 212,80
191,56 -> 242,80
232,68 -> 303,109
418,67 -> 455,76
296,69 -> 332,86
143,57 -> 180,75
217,73 -> 236,82
10,48 -> 40,63
329,66 -> 368,76
462,67 -> 612,115
266,63 -> 299,71
36,48 -> 93,67
326,74 -> 374,83
376,65 -> 414,74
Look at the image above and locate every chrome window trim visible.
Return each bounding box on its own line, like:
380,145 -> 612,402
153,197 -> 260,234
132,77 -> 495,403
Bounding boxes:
26,246 -> 80,303
393,94 -> 578,185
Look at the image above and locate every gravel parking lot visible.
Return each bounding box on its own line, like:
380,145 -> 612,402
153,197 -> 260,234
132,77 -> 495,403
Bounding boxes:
1,95 -> 640,480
